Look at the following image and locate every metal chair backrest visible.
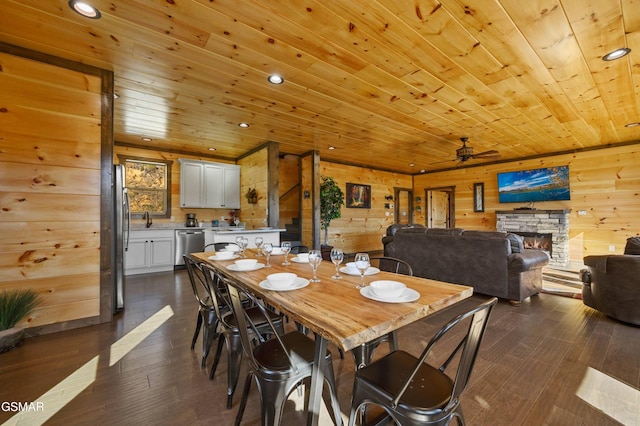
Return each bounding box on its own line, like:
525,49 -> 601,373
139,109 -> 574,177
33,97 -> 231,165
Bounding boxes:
221,277 -> 299,372
184,254 -> 226,321
203,242 -> 239,252
391,297 -> 497,410
370,256 -> 413,276
290,245 -> 310,254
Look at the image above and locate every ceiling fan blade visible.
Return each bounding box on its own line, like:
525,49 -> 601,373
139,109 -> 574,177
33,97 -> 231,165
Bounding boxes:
429,158 -> 458,165
472,150 -> 500,158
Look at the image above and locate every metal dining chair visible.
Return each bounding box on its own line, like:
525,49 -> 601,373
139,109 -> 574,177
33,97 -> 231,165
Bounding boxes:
289,245 -> 310,254
348,297 -> 498,426
204,242 -> 239,251
352,257 -> 414,369
185,255 -> 284,408
221,276 -> 343,426
184,254 -> 225,369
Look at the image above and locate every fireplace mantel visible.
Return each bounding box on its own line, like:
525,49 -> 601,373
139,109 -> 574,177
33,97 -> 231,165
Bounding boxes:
496,209 -> 571,215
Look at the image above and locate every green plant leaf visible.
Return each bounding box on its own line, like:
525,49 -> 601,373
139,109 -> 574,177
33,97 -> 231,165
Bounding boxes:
0,289 -> 42,331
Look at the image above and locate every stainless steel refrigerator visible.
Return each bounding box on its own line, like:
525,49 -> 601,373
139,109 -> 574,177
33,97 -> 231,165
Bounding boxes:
114,164 -> 130,313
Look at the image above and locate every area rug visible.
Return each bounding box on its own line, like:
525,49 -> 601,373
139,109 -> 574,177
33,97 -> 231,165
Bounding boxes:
541,281 -> 582,299
541,268 -> 583,299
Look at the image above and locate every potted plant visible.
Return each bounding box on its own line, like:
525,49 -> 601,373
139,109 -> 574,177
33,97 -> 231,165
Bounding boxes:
0,288 -> 41,353
320,175 -> 345,250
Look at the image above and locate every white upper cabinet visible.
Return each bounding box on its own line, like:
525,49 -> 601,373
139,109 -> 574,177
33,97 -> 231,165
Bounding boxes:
179,159 -> 240,208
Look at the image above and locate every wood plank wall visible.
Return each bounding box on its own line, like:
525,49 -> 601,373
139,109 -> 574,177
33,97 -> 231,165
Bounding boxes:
413,143 -> 640,258
278,154 -> 300,233
237,149 -> 268,229
0,51 -> 103,328
300,162 -> 413,253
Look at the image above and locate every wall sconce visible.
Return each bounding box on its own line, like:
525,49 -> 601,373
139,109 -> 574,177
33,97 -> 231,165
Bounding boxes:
415,205 -> 422,213
415,196 -> 422,204
304,190 -> 311,199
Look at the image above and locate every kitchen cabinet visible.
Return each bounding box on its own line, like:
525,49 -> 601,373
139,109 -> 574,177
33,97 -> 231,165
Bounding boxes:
179,159 -> 240,208
125,230 -> 175,275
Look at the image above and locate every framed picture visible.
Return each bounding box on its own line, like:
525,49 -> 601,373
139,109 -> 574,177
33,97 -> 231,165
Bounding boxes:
346,183 -> 371,208
474,182 -> 484,212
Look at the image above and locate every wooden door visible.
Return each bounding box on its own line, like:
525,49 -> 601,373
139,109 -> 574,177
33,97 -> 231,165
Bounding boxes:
429,190 -> 450,228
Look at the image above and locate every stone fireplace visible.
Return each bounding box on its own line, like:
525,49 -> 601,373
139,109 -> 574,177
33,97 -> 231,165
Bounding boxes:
496,209 -> 571,269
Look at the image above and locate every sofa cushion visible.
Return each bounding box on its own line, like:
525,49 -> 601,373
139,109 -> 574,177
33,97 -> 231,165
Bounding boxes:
624,237 -> 640,255
507,233 -> 525,253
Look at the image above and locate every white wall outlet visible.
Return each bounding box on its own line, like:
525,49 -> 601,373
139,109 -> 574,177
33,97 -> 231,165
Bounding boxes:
385,211 -> 390,216
609,245 -> 616,252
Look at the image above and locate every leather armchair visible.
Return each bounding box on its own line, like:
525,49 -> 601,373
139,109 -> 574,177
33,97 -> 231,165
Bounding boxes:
581,237 -> 640,325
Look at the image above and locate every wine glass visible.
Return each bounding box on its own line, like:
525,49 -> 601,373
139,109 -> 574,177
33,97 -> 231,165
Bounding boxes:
330,248 -> 344,279
234,217 -> 240,227
254,237 -> 264,256
235,236 -> 245,257
240,237 -> 248,258
354,252 -> 370,289
281,241 -> 292,265
262,243 -> 273,267
308,249 -> 322,282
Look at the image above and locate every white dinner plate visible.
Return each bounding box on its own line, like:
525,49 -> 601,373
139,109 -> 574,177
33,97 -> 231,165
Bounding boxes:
208,254 -> 240,261
340,266 -> 380,276
269,248 -> 285,255
227,263 -> 265,272
259,277 -> 310,291
360,286 -> 420,303
291,257 -> 309,263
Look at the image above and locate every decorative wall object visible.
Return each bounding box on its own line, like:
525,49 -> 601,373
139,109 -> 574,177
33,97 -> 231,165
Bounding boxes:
346,183 -> 371,208
474,183 -> 484,212
246,187 -> 258,203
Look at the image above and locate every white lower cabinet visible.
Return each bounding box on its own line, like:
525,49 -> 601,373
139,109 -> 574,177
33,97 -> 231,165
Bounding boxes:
125,230 -> 175,275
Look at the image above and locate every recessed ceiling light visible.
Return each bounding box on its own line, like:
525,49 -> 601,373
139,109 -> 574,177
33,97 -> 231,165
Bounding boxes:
625,122 -> 640,127
267,74 -> 284,85
420,169 -> 426,173
409,163 -> 415,167
208,147 -> 217,151
602,47 -> 631,61
68,0 -> 101,19
328,146 -> 335,150
141,137 -> 152,142
238,122 -> 250,128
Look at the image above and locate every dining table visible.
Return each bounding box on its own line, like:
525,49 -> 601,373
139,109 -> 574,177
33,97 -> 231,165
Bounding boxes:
193,250 -> 473,426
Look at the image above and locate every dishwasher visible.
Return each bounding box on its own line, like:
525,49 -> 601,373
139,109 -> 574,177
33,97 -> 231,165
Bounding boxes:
175,229 -> 205,267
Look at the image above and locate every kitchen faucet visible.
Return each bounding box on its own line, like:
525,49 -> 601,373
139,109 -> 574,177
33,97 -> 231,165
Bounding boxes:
143,211 -> 152,228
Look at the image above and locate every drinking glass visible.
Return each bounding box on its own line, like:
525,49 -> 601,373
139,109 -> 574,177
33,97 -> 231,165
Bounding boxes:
308,249 -> 322,282
240,237 -> 248,258
235,236 -> 245,257
262,243 -> 273,267
330,248 -> 344,279
254,237 -> 264,256
354,252 -> 370,289
281,241 -> 292,265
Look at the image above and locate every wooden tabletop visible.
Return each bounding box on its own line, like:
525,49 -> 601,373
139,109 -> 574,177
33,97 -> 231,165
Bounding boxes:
193,251 -> 473,352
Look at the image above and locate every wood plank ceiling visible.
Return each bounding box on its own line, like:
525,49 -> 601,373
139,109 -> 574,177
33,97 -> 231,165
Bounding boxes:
1,0 -> 639,174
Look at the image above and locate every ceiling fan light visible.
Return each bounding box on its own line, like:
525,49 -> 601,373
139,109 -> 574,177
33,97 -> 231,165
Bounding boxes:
68,0 -> 101,19
603,47 -> 630,61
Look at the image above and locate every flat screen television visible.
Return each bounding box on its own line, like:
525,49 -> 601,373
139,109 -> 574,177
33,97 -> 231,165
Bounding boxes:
497,165 -> 570,203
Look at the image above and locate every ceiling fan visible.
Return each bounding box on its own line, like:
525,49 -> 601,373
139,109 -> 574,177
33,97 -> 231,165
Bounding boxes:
429,137 -> 501,166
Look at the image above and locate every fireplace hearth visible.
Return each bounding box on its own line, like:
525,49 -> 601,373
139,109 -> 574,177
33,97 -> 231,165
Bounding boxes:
496,209 -> 570,268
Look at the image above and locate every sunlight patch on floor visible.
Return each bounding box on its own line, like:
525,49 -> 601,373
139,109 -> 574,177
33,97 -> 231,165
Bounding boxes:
576,366 -> 640,425
109,305 -> 174,366
2,305 -> 174,426
2,356 -> 99,426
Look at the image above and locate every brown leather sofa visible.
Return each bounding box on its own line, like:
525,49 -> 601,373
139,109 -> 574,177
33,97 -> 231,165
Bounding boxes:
384,227 -> 549,304
580,237 -> 640,325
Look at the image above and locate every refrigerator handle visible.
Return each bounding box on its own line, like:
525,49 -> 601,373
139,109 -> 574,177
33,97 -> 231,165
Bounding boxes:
124,188 -> 131,251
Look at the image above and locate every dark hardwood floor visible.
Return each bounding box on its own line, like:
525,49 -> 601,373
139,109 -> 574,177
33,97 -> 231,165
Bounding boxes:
1,269 -> 638,425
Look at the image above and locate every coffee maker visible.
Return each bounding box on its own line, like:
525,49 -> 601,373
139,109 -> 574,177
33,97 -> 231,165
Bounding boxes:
185,213 -> 198,227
